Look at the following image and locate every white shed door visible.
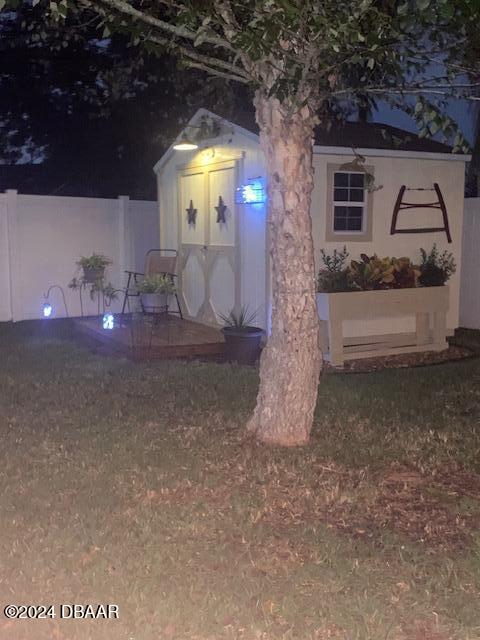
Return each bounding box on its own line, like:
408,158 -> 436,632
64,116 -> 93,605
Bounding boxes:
178,160 -> 238,325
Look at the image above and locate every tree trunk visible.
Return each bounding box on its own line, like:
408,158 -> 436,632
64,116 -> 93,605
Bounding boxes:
246,93 -> 322,446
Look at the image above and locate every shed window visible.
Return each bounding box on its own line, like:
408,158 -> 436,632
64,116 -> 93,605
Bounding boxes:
333,172 -> 365,233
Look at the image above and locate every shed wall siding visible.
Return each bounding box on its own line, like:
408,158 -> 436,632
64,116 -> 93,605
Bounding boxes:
311,154 -> 464,336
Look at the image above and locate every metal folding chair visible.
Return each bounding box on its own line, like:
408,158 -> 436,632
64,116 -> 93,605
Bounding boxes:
121,249 -> 183,318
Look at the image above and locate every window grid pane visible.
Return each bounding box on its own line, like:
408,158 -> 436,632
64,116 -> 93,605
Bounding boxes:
333,172 -> 365,203
333,205 -> 364,232
333,172 -> 365,233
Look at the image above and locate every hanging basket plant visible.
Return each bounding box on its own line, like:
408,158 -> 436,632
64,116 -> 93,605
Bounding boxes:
77,254 -> 112,283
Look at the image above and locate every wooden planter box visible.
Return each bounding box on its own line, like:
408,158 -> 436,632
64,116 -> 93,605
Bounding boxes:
316,286 -> 449,366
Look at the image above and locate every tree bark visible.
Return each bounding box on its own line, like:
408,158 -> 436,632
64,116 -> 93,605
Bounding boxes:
247,93 -> 322,446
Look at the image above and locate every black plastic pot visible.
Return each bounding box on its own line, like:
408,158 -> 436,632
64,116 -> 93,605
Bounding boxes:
222,326 -> 264,365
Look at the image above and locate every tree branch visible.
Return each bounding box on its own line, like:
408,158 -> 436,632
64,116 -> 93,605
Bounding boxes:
145,33 -> 251,82
334,87 -> 480,101
185,60 -> 249,84
93,0 -> 234,52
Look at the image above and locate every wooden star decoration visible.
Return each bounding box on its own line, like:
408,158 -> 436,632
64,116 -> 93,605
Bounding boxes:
186,199 -> 197,226
215,196 -> 227,224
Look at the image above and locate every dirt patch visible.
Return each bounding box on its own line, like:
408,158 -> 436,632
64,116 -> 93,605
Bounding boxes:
259,464 -> 480,552
324,345 -> 474,373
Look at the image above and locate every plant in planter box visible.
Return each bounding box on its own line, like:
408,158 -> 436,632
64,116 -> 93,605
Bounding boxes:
218,306 -> 263,365
348,254 -> 395,291
137,274 -> 176,311
77,254 -> 112,283
391,257 -> 421,289
316,246 -> 351,293
419,244 -> 456,287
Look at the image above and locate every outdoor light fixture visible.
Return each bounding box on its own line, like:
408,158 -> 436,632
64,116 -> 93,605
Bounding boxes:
42,285 -> 69,319
173,135 -> 199,151
172,116 -> 232,152
102,313 -> 114,330
235,178 -> 266,205
43,302 -> 53,318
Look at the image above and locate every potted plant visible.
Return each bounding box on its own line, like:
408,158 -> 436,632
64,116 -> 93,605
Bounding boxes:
68,254 -> 117,306
219,306 -> 264,365
137,274 -> 176,311
77,254 -> 112,283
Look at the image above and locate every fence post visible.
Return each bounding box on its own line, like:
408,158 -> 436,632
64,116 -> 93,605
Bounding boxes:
6,190 -> 21,322
118,195 -> 130,292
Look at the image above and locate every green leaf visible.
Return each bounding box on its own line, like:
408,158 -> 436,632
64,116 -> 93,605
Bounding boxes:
414,101 -> 424,114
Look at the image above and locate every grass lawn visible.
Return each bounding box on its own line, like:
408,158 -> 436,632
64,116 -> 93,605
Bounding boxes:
0,326 -> 480,640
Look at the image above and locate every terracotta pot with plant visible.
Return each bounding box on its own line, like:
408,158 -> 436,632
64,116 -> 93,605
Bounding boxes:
219,306 -> 264,365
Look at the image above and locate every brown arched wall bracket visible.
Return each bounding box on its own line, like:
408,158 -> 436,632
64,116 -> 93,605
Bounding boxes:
390,183 -> 452,243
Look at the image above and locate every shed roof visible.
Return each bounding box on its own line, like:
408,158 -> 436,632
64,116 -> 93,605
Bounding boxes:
225,109 -> 454,154
154,108 -> 470,173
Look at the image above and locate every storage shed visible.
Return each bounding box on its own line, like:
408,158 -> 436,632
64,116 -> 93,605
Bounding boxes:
154,108 -> 469,356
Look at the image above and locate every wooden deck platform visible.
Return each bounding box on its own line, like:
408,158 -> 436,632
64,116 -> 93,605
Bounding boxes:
72,315 -> 225,361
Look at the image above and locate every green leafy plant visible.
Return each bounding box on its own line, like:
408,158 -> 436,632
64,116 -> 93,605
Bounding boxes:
348,254 -> 395,291
77,254 -> 112,271
101,282 -> 118,304
317,248 -> 451,293
419,245 -> 456,287
68,276 -> 118,301
137,274 -> 176,294
218,306 -> 258,330
391,257 -> 421,289
317,246 -> 352,293
68,254 -> 116,301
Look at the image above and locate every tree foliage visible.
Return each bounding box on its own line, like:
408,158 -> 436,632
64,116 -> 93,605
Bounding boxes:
3,1 -> 479,155
9,0 -> 476,149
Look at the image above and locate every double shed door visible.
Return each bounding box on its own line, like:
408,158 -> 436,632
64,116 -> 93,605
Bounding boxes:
178,159 -> 240,325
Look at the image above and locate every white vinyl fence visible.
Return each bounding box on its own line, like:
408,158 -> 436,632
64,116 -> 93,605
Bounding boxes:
0,190 -> 159,322
460,197 -> 480,329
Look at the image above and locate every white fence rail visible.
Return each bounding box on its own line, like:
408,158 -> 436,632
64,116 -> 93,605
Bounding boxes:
460,197 -> 480,329
0,190 -> 159,322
